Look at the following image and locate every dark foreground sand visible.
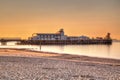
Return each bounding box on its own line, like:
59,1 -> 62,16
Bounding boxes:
0,49 -> 120,80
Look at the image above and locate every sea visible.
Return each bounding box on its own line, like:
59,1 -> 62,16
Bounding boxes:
0,41 -> 120,59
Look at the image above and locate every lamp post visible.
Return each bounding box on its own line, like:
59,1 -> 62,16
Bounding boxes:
40,40 -> 41,51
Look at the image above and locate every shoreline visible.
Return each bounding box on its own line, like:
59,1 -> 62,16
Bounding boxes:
0,48 -> 120,65
0,48 -> 120,80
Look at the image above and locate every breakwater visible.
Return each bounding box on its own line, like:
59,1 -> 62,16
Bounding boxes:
19,39 -> 112,45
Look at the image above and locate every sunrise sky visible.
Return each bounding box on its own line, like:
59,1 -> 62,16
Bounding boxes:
0,0 -> 120,39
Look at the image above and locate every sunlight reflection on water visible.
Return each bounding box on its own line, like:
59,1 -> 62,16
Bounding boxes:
0,41 -> 120,59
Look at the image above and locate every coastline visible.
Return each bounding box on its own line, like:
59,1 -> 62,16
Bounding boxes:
0,48 -> 120,80
0,48 -> 120,65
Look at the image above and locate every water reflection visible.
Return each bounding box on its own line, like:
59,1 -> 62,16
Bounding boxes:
106,45 -> 111,57
0,41 -> 120,59
41,45 -> 65,53
40,43 -> 119,59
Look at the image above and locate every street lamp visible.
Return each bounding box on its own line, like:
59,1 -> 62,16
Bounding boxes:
40,40 -> 41,51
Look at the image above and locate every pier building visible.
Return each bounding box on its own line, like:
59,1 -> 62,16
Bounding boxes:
29,29 -> 90,41
30,29 -> 67,40
21,30 -> 112,45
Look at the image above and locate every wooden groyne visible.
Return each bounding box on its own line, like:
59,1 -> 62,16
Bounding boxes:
19,39 -> 112,45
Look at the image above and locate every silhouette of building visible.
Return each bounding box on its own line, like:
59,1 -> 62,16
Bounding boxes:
29,29 -> 90,40
30,29 -> 67,40
105,33 -> 111,40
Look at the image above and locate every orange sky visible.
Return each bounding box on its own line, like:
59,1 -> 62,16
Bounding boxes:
0,0 -> 120,39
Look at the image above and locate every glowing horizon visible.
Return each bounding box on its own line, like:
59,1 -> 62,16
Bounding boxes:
0,0 -> 120,39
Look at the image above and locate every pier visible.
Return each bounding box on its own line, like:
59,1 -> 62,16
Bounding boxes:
19,39 -> 112,45
25,29 -> 112,45
0,30 -> 112,45
0,38 -> 21,45
0,39 -> 112,45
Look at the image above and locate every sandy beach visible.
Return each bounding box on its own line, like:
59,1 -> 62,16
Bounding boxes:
0,49 -> 120,80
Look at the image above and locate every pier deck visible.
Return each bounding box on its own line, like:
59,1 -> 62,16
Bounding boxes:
19,39 -> 112,45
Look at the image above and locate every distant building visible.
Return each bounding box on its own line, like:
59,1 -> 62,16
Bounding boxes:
67,36 -> 80,40
105,33 -> 111,40
30,29 -> 67,40
67,36 -> 90,40
79,36 -> 90,40
29,29 -> 90,41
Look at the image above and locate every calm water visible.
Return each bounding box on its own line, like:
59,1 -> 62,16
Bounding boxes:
0,41 -> 120,59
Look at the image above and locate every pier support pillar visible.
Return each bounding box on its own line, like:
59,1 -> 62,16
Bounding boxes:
1,42 -> 7,45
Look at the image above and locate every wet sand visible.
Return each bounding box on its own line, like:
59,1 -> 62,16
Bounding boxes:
0,49 -> 120,80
